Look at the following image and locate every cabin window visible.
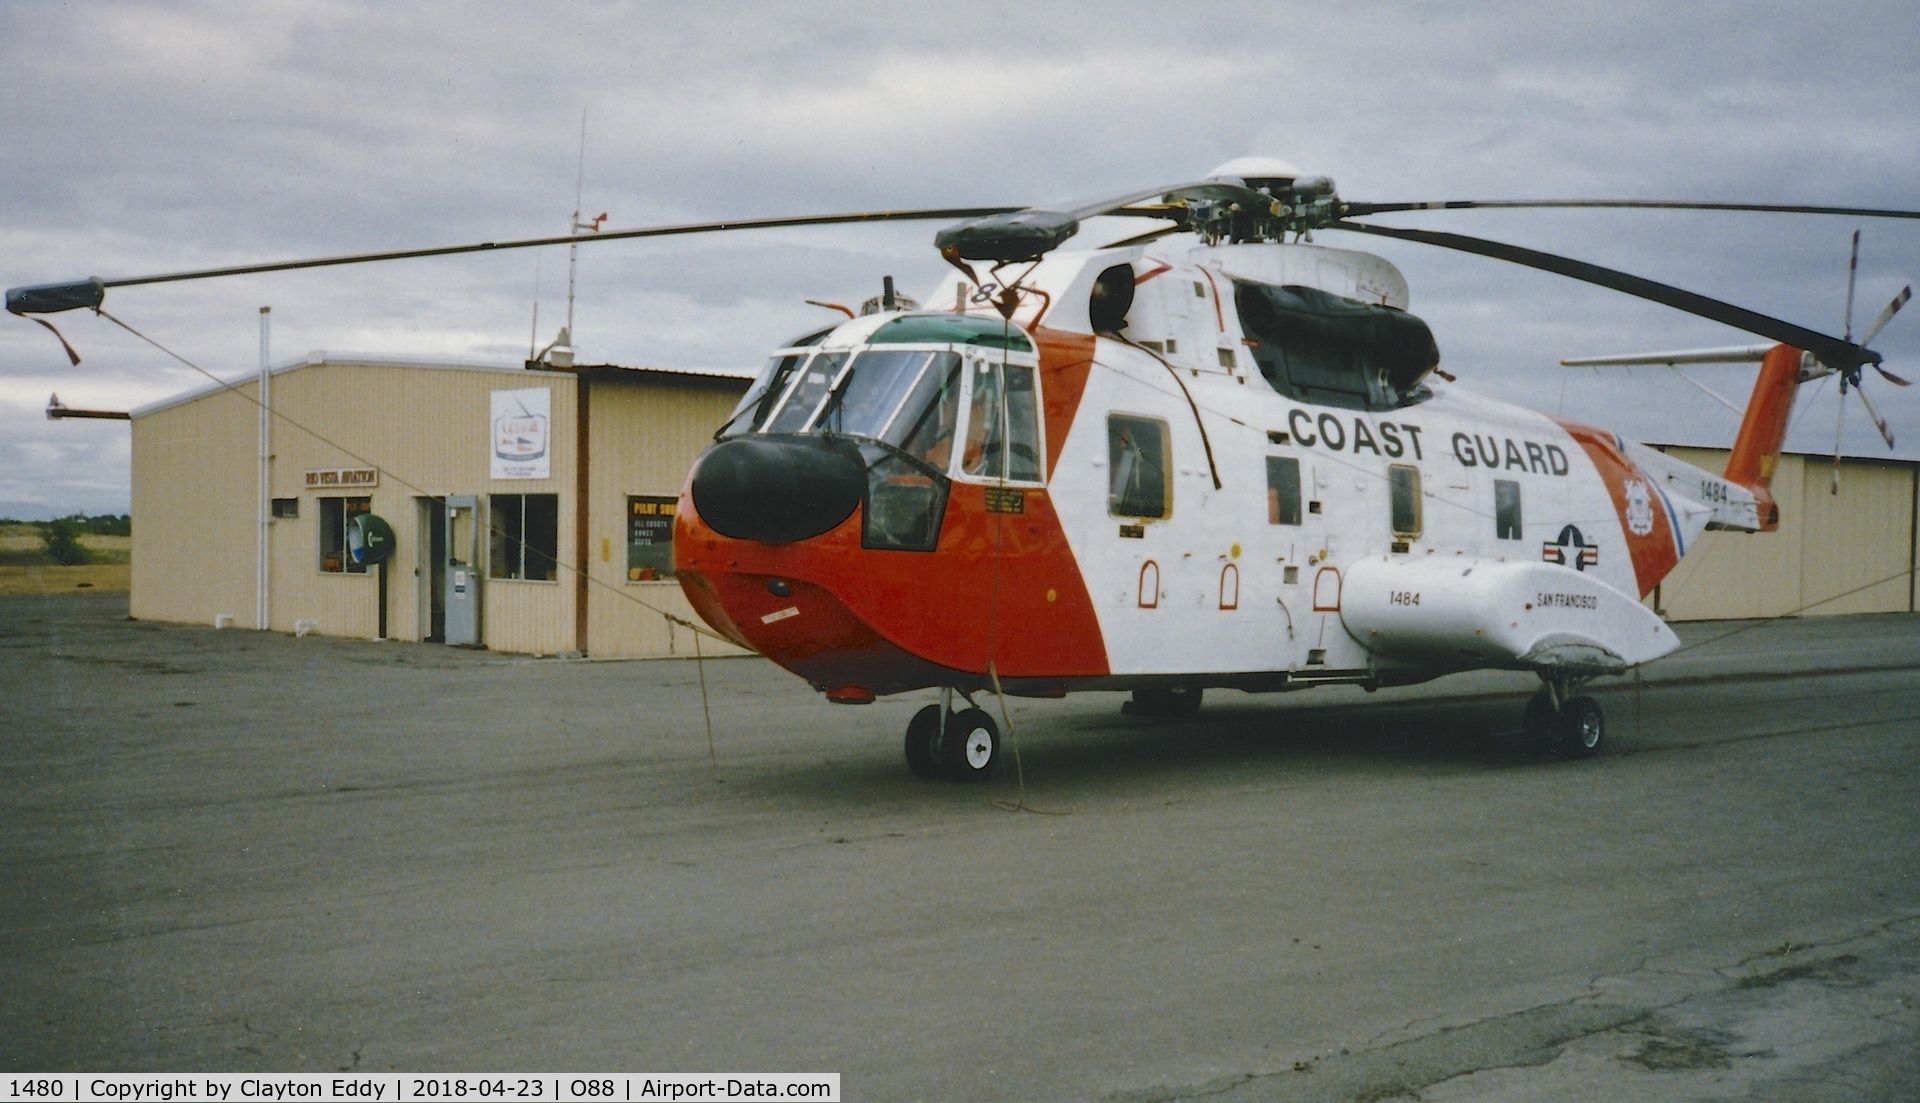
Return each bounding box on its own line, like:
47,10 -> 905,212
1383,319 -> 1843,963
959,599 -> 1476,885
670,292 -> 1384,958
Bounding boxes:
318,496 -> 371,573
1495,479 -> 1523,540
958,358 -> 1043,483
627,496 -> 676,581
1388,465 -> 1422,538
1266,456 -> 1302,525
1109,414 -> 1171,519
489,493 -> 559,581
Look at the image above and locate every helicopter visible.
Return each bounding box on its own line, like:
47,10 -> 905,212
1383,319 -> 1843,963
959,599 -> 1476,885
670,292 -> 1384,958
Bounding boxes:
8,156 -> 1916,780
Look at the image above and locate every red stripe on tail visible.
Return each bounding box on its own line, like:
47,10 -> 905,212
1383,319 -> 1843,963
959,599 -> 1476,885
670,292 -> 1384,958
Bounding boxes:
1724,344 -> 1803,532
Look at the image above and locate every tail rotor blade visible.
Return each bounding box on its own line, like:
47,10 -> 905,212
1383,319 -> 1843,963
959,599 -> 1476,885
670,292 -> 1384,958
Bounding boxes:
1855,382 -> 1895,448
1845,229 -> 1860,341
1832,379 -> 1848,495
1860,284 -> 1912,347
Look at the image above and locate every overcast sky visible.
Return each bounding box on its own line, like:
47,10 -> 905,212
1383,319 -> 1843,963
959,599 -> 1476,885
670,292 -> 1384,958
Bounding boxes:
3,0 -> 1917,518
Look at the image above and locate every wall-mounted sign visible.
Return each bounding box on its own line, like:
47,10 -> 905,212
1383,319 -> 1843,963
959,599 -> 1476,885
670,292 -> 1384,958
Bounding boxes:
305,467 -> 379,490
491,387 -> 551,479
628,496 -> 677,580
346,513 -> 396,566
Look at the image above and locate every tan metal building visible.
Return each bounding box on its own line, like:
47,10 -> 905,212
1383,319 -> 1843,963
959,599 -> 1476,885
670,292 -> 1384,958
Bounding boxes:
130,353 -> 751,657
1651,445 -> 1919,620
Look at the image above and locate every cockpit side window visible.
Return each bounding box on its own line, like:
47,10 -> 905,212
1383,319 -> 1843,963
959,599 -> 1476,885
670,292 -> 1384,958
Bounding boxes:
1003,364 -> 1041,481
963,359 -> 1006,479
954,358 -> 1044,483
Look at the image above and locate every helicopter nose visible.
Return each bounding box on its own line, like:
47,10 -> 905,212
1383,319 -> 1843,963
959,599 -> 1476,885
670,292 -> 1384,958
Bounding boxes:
689,435 -> 867,544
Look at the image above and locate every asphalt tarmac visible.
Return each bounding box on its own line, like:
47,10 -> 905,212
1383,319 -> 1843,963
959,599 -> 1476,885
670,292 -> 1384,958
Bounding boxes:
3,593 -> 1917,1101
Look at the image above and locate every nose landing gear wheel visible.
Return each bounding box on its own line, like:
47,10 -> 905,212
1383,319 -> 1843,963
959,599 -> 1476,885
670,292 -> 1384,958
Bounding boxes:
943,707 -> 1001,782
904,704 -> 1002,780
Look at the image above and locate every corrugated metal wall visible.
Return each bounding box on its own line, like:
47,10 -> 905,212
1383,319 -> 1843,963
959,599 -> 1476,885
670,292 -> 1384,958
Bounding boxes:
263,362 -> 577,651
1655,448 -> 1917,621
585,373 -> 752,659
131,382 -> 259,626
132,358 -> 758,658
134,360 -> 580,652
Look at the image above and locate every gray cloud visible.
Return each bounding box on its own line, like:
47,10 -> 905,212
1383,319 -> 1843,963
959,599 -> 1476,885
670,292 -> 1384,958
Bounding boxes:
3,0 -> 1917,516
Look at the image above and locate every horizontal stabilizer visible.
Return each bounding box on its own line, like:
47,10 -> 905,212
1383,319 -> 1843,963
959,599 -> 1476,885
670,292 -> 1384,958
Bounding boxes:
1342,556 -> 1679,675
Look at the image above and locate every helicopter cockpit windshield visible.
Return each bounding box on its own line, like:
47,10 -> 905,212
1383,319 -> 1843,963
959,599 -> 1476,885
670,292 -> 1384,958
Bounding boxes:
716,313 -> 1042,551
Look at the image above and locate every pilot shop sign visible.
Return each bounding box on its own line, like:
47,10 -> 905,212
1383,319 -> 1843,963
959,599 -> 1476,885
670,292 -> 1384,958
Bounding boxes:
491,388 -> 551,480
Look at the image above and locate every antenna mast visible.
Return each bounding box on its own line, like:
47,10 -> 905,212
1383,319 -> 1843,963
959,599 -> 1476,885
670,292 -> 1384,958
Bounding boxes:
563,107 -> 606,348
566,108 -> 586,339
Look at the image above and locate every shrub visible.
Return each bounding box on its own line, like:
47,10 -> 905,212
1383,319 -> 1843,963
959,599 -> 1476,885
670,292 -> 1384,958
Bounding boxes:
40,519 -> 89,565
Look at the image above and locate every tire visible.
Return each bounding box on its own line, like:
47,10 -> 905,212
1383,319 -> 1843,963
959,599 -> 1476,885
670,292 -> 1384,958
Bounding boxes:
1522,689 -> 1557,735
1126,685 -> 1204,718
942,707 -> 1001,782
1555,696 -> 1605,758
904,704 -> 944,779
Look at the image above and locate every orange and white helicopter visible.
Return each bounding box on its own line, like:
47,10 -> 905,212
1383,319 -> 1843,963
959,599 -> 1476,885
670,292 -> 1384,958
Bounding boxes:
8,156 -> 1914,779
670,158 -> 1919,778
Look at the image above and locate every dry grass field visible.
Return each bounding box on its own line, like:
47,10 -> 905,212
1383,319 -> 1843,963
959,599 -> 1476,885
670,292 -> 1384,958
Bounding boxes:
0,524 -> 131,595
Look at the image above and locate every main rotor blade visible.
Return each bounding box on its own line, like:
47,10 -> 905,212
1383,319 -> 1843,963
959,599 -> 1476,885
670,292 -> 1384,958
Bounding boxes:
1331,220 -> 1880,373
6,207 -> 1021,312
1344,198 -> 1920,220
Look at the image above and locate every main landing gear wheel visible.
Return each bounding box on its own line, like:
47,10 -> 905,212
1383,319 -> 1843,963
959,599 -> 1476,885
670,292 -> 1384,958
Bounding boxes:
1124,685 -> 1204,718
942,707 -> 1001,782
1554,695 -> 1606,759
1522,688 -> 1557,736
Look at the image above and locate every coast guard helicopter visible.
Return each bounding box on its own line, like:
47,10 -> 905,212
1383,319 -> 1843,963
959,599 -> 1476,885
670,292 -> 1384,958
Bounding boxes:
8,157 -> 1915,780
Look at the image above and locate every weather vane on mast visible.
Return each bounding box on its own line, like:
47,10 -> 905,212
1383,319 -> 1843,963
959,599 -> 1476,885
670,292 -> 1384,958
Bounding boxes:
540,107 -> 605,367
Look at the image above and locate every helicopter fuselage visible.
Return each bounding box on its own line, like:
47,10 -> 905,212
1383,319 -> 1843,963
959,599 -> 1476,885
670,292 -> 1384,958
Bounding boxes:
674,240 -> 1759,702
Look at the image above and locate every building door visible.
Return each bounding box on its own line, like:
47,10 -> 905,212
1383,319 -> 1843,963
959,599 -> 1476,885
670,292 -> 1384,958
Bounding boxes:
418,498 -> 445,641
441,495 -> 481,646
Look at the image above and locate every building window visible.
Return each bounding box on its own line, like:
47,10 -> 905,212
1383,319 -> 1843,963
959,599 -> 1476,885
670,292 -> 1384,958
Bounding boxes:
1109,414 -> 1170,519
1495,479 -> 1523,540
1266,456 -> 1302,525
318,496 -> 371,573
1388,464 -> 1422,538
628,496 -> 676,581
272,497 -> 299,519
489,493 -> 559,581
